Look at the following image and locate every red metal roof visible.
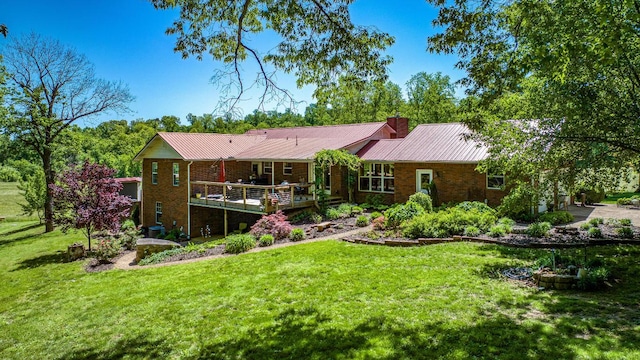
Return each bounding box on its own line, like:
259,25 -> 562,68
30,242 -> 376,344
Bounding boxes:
359,123 -> 488,163
356,139 -> 404,161
245,122 -> 393,139
234,137 -> 358,161
157,132 -> 267,160
114,177 -> 141,183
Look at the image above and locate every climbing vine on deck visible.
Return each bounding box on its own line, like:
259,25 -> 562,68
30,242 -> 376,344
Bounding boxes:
314,149 -> 362,212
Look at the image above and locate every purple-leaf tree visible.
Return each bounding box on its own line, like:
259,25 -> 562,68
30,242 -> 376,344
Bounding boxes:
50,161 -> 132,250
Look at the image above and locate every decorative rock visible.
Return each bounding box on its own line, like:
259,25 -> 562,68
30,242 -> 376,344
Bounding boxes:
555,275 -> 575,284
315,222 -> 332,232
67,243 -> 85,261
136,238 -> 181,262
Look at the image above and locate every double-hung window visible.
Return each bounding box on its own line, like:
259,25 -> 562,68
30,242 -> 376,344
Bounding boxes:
172,163 -> 179,186
155,202 -> 163,224
151,162 -> 158,184
359,162 -> 394,193
283,162 -> 293,175
487,173 -> 505,190
263,162 -> 272,174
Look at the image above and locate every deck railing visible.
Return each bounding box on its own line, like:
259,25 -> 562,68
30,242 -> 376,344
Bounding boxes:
190,181 -> 314,213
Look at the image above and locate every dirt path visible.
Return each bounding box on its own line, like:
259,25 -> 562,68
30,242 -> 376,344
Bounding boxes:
113,225 -> 373,270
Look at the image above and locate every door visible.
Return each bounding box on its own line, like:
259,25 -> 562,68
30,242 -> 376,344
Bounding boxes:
416,169 -> 433,194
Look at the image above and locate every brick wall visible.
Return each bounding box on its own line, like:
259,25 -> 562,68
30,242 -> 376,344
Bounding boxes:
393,163 -> 505,206
141,159 -> 189,231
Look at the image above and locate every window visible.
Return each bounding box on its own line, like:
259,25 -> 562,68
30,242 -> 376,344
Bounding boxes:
359,162 -> 394,193
283,162 -> 293,175
263,162 -> 272,174
487,173 -> 505,190
172,163 -> 179,186
155,202 -> 163,224
151,162 -> 158,185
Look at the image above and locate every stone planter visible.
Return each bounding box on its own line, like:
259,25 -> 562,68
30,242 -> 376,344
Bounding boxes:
533,270 -> 579,290
67,243 -> 85,261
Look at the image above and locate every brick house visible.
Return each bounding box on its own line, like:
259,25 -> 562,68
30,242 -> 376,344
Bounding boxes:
133,118 -> 506,237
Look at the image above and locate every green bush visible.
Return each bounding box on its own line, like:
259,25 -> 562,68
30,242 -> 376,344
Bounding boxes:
385,201 -> 425,229
350,206 -> 364,215
538,211 -> 574,225
577,267 -> 610,291
0,166 -> 21,182
456,201 -> 496,214
289,210 -> 313,223
497,217 -> 516,233
463,226 -> 482,237
575,187 -> 606,204
488,224 -> 507,238
619,218 -> 632,226
364,194 -> 388,210
580,223 -> 592,230
408,192 -> 433,212
370,211 -> 383,220
258,234 -> 274,247
337,203 -> 353,216
311,213 -> 323,224
616,227 -> 634,239
289,228 -> 306,242
402,207 -> 497,239
588,218 -> 604,227
225,234 -> 256,254
138,247 -> 185,265
588,227 -> 602,238
356,215 -> 369,227
526,222 -> 552,238
605,218 -> 620,227
94,239 -> 121,263
326,208 -> 342,220
119,219 -> 141,250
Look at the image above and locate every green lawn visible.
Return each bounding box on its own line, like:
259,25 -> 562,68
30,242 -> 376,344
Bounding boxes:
1,219 -> 640,359
0,182 -> 37,222
603,191 -> 639,204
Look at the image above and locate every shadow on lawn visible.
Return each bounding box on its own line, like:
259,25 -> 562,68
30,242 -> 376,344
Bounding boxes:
55,337 -> 172,360
11,250 -> 67,271
0,223 -> 43,247
195,307 -> 582,359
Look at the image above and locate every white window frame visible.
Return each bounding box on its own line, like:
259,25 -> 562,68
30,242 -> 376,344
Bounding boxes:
283,162 -> 293,175
359,162 -> 394,193
415,169 -> 433,193
151,162 -> 158,185
263,162 -> 272,175
487,173 -> 505,190
172,163 -> 179,186
155,202 -> 163,224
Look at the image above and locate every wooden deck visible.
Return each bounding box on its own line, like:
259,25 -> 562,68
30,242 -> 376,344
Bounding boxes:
190,181 -> 320,214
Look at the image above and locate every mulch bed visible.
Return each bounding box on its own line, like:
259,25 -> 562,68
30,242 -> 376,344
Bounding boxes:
84,250 -> 133,273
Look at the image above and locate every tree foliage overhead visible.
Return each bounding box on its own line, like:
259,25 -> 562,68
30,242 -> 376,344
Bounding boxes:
427,0 -> 640,160
150,0 -> 394,112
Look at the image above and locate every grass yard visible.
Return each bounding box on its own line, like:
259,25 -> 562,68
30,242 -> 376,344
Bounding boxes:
1,219 -> 640,359
602,191 -> 639,204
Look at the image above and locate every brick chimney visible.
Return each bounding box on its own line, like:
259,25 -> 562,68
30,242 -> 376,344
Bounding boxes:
386,116 -> 409,139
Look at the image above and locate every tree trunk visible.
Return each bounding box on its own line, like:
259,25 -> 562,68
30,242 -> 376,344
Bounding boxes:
43,146 -> 55,233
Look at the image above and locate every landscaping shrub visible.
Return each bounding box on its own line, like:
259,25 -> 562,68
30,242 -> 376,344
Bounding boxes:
488,224 -> 507,237
326,208 -> 342,220
619,218 -> 632,226
337,203 -> 353,216
370,211 -> 383,220
616,227 -> 634,239
94,239 -> 121,263
250,210 -> 292,240
289,210 -> 313,223
311,213 -> 323,224
289,228 -> 306,242
526,222 -> 552,238
497,217 -> 516,233
364,194 -> 388,211
356,215 -> 369,227
577,267 -> 610,291
138,247 -> 185,266
372,216 -> 385,230
456,201 -> 495,214
385,201 -> 425,229
538,211 -> 574,225
0,165 -> 21,182
588,227 -> 602,238
402,207 -> 497,239
225,234 -> 256,254
119,219 -> 141,250
408,192 -> 433,212
580,223 -> 592,230
258,234 -> 274,247
463,226 -> 481,237
588,218 -> 604,227
350,206 -> 364,215
605,218 -> 620,227
575,186 -> 606,204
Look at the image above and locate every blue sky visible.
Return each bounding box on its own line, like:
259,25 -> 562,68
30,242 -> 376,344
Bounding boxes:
2,0 -> 464,126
